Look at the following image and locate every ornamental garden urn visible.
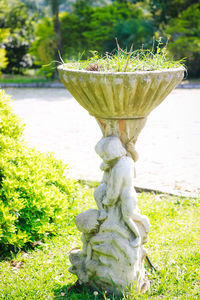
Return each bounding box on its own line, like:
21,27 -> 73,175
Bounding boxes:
58,64 -> 185,294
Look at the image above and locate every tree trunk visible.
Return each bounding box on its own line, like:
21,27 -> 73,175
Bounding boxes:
51,0 -> 62,77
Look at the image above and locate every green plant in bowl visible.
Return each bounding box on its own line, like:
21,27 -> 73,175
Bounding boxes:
64,39 -> 186,73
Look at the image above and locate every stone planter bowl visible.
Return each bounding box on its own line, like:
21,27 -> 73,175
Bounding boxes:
58,65 -> 185,161
58,65 -> 185,119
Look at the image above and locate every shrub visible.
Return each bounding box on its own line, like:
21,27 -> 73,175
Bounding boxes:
0,90 -> 78,253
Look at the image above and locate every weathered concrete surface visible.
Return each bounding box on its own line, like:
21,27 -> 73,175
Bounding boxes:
1,81 -> 200,89
58,66 -> 184,118
5,88 -> 200,195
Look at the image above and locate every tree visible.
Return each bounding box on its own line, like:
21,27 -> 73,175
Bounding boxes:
149,0 -> 198,28
44,0 -> 67,62
42,0 -> 72,77
30,17 -> 57,78
60,0 -> 94,59
111,2 -> 155,50
60,1 -> 156,61
0,0 -> 36,74
74,2 -> 154,54
40,0 -> 105,63
61,0 -> 107,59
165,3 -> 200,77
49,0 -> 62,55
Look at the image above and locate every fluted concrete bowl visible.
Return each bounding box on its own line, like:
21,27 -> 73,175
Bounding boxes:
58,65 -> 185,119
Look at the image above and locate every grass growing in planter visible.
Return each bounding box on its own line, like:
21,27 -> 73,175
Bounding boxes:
65,39 -> 185,73
0,185 -> 199,300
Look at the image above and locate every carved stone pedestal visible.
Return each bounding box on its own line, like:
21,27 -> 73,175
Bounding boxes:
69,136 -> 150,293
58,65 -> 184,294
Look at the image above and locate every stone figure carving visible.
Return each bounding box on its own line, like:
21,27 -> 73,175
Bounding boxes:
95,136 -> 150,247
69,136 -> 150,293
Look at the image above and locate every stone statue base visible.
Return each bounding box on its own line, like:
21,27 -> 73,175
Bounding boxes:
69,136 -> 150,294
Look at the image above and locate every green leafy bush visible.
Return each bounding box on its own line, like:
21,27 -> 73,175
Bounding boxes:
0,90 -> 78,252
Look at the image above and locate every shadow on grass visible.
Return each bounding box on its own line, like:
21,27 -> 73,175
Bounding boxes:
53,281 -> 122,300
0,244 -> 25,262
0,242 -> 43,262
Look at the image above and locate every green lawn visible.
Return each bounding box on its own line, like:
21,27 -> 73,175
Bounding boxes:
0,74 -> 51,84
0,184 -> 199,300
0,72 -> 199,86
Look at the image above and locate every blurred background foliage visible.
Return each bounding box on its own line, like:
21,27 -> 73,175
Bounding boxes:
0,0 -> 200,78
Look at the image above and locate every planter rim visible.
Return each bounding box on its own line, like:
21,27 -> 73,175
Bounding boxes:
58,64 -> 185,76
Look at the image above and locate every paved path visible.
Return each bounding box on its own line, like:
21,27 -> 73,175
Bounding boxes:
5,87 -> 200,196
